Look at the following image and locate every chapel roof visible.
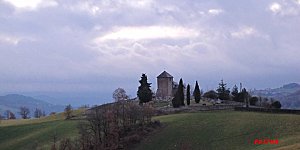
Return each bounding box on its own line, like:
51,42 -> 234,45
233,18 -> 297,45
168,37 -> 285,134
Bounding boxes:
157,71 -> 173,78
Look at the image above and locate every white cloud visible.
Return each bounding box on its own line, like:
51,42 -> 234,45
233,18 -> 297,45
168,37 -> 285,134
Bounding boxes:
230,26 -> 271,40
268,1 -> 300,16
124,0 -> 153,9
3,0 -> 57,10
66,0 -> 154,16
94,26 -> 198,42
269,2 -> 282,13
67,1 -> 102,16
0,35 -> 20,45
231,27 -> 256,39
208,9 -> 223,16
0,34 -> 36,45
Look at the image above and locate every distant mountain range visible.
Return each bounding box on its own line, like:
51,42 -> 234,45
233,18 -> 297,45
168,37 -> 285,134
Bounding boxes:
0,94 -> 64,118
252,83 -> 300,109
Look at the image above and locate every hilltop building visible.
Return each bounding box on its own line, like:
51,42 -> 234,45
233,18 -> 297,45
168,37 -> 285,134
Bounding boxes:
156,71 -> 179,100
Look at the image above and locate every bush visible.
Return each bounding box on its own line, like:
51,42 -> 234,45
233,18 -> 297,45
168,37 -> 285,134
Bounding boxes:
203,90 -> 218,99
272,101 -> 282,109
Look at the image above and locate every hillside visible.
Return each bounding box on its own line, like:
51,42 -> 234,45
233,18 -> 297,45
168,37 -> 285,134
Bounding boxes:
0,94 -> 64,118
253,83 -> 300,109
0,109 -> 85,150
135,111 -> 300,150
1,110 -> 300,150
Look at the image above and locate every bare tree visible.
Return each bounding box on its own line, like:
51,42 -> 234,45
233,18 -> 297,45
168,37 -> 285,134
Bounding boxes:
19,106 -> 30,119
5,110 -> 16,119
34,108 -> 43,118
113,88 -> 129,102
64,104 -> 72,120
42,111 -> 46,117
51,130 -> 58,150
58,138 -> 73,150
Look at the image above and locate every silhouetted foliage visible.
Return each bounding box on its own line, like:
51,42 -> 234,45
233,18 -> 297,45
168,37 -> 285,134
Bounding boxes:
34,108 -> 43,118
241,88 -> 249,105
64,104 -> 72,120
172,95 -> 180,108
113,88 -> 129,102
232,88 -> 249,103
217,80 -> 230,100
50,112 -> 56,116
42,111 -> 46,117
179,79 -> 185,106
19,106 -> 30,119
231,85 -> 239,101
250,97 -> 259,106
75,102 -> 156,149
58,138 -> 73,150
186,84 -> 191,106
137,74 -> 153,104
272,101 -> 282,109
0,114 -> 3,122
203,90 -> 218,99
172,78 -> 184,108
193,81 -> 201,103
262,98 -> 271,108
5,110 -> 16,119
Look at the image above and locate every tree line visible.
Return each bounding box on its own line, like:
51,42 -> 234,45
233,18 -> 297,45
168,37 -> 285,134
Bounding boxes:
135,74 -> 281,109
0,107 -> 48,120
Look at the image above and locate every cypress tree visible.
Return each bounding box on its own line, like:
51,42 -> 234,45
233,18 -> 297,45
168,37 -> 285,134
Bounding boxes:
186,84 -> 191,106
172,78 -> 184,108
179,78 -> 185,106
193,81 -> 201,103
137,74 -> 153,104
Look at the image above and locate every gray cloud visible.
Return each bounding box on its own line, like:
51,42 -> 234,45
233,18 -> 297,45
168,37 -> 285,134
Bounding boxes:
0,0 -> 300,104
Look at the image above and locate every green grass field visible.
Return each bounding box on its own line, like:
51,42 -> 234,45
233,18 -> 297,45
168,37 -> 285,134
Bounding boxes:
0,109 -> 85,150
1,110 -> 300,150
135,111 -> 300,150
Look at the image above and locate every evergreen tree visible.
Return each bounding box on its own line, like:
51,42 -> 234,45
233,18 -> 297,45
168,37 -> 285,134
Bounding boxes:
137,74 -> 153,104
241,88 -> 249,107
231,85 -> 239,101
172,78 -> 185,108
179,79 -> 185,106
216,79 -> 230,100
186,84 -> 191,106
193,81 -> 201,103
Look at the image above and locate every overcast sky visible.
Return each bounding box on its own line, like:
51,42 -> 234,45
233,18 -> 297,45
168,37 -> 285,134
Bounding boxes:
0,0 -> 300,103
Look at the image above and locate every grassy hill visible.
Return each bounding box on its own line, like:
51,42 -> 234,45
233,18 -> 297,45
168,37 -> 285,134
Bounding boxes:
1,109 -> 300,150
135,111 -> 300,150
0,109 -> 85,150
